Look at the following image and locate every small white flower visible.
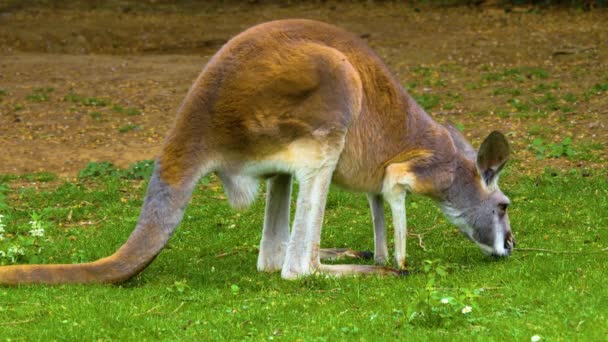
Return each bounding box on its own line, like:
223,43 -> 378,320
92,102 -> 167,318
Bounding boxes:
440,298 -> 449,304
7,246 -> 25,263
531,335 -> 541,342
461,305 -> 472,314
29,218 -> 45,237
29,228 -> 45,237
8,246 -> 25,256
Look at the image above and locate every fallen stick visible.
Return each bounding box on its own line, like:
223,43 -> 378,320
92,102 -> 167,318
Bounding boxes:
517,247 -> 608,254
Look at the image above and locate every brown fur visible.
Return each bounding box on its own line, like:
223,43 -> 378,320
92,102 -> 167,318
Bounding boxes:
0,19 -> 490,285
158,19 -> 454,192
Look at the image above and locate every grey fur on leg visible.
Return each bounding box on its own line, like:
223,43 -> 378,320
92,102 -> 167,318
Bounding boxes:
257,174 -> 292,272
385,192 -> 407,270
368,193 -> 388,265
281,166 -> 335,279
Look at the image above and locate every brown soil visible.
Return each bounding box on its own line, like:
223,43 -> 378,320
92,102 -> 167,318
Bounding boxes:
0,2 -> 606,177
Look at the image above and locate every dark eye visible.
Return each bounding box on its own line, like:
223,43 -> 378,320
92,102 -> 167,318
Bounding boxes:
497,203 -> 509,217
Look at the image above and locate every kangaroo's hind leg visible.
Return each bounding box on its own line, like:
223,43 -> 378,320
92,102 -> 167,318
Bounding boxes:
370,193 -> 389,264
319,248 -> 373,261
281,160 -> 337,279
257,174 -> 293,272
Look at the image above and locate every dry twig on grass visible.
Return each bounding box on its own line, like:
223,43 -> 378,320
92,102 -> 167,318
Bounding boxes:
518,247 -> 608,254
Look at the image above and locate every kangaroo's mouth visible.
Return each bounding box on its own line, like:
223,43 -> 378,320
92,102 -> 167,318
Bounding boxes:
475,237 -> 513,258
498,234 -> 515,256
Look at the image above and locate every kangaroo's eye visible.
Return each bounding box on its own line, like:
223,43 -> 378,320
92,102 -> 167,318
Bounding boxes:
497,203 -> 508,217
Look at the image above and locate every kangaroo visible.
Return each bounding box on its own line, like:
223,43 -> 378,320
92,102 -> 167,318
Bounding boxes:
0,19 -> 513,285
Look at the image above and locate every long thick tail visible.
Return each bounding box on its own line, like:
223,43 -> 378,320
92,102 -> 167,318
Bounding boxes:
0,161 -> 198,285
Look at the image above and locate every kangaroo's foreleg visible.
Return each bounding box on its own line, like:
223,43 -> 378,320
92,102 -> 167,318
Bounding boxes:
257,174 -> 292,272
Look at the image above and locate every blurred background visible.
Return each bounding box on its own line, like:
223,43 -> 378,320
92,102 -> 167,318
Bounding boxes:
0,0 -> 606,177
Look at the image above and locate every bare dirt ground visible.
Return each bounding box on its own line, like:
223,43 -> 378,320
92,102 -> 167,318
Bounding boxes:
0,2 -> 606,177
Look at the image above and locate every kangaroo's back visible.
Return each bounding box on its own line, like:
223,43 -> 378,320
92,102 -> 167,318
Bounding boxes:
169,19 -> 448,192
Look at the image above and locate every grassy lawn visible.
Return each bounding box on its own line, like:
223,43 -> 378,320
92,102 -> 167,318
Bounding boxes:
0,163 -> 607,340
2,3 -> 608,340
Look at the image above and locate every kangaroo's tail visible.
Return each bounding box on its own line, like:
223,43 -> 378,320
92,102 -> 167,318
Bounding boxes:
0,160 -> 200,285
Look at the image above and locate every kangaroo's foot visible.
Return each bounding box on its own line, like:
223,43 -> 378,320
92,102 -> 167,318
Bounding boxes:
318,264 -> 409,277
319,248 -> 373,261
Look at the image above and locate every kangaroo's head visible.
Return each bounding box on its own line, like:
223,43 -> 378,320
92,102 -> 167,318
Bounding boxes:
441,124 -> 514,257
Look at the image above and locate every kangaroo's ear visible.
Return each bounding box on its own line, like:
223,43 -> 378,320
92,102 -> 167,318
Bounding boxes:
477,131 -> 510,185
446,122 -> 476,161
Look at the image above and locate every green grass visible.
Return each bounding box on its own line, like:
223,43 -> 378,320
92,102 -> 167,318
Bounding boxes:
0,166 -> 607,339
112,105 -> 142,116
64,92 -> 109,107
411,93 -> 441,110
26,87 -> 54,102
527,137 -> 604,161
118,123 -> 140,133
482,67 -> 549,84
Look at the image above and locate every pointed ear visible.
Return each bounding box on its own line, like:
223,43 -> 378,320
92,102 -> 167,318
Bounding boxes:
477,131 -> 510,185
445,122 -> 476,161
